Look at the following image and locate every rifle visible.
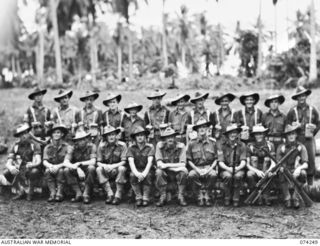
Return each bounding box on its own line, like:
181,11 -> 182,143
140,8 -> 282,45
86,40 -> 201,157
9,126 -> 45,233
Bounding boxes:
246,146 -> 313,207
229,143 -> 238,201
245,147 -> 297,205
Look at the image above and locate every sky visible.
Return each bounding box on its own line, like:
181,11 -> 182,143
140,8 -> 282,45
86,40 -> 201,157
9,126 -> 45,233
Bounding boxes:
5,0 -> 320,54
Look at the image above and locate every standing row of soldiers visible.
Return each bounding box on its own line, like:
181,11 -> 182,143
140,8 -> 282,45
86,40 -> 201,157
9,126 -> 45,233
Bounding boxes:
0,86 -> 319,208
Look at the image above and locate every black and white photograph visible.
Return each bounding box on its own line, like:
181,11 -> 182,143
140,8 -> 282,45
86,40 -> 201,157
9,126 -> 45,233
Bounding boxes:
0,0 -> 320,241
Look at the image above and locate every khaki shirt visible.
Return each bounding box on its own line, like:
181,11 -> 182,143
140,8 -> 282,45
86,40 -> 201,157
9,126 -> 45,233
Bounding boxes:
8,139 -> 41,164
217,139 -> 247,167
77,106 -> 103,130
97,141 -> 127,164
43,141 -> 72,165
169,109 -> 191,134
262,110 -> 286,137
187,137 -> 217,166
247,141 -> 275,170
276,141 -> 308,172
66,142 -> 97,163
155,141 -> 186,163
235,107 -> 263,130
24,103 -> 51,127
144,105 -> 170,130
190,108 -> 213,125
287,104 -> 320,136
212,107 -> 236,132
122,115 -> 145,141
102,109 -> 124,128
51,106 -> 79,129
127,143 -> 155,171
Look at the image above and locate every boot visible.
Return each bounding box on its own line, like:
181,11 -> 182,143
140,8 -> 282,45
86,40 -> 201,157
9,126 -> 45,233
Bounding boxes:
204,190 -> 212,207
177,185 -> 187,206
47,181 -> 56,203
27,184 -> 34,202
132,184 -> 143,206
142,185 -> 151,206
71,184 -> 82,202
55,183 -> 64,202
103,182 -> 114,204
12,189 -> 25,200
83,184 -> 91,204
112,183 -> 124,205
156,187 -> 167,207
197,190 -> 204,206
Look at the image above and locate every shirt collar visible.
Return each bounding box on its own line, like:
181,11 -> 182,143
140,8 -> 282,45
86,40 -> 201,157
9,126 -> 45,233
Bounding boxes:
32,102 -> 44,110
297,103 -> 309,110
245,107 -> 255,114
197,137 -> 209,144
267,109 -> 281,117
218,107 -> 232,115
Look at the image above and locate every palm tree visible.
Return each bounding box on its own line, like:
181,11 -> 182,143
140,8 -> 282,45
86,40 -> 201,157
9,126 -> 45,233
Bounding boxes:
113,20 -> 124,82
112,0 -> 147,82
309,0 -> 317,82
49,0 -> 63,83
256,0 -> 263,77
162,0 -> 168,67
179,5 -> 189,67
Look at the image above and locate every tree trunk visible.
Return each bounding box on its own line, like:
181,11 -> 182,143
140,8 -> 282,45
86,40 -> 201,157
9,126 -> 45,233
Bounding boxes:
256,0 -> 263,77
162,0 -> 168,67
309,0 -> 317,82
117,44 -> 122,82
274,2 -> 277,53
90,36 -> 98,86
38,27 -> 44,85
181,44 -> 186,67
50,0 -> 63,83
128,24 -> 133,82
217,23 -> 224,74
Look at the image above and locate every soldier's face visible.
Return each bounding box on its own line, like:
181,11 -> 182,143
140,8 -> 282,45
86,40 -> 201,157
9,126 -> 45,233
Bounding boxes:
177,99 -> 186,109
129,109 -> 138,117
228,131 -> 238,141
152,97 -> 162,107
77,138 -> 87,148
165,136 -> 175,145
52,129 -> 63,141
19,131 -> 30,142
269,99 -> 279,111
287,132 -> 297,142
108,99 -> 118,110
198,126 -> 207,136
84,96 -> 94,107
135,133 -> 146,143
297,94 -> 307,105
34,94 -> 43,103
254,133 -> 264,142
195,99 -> 204,108
59,96 -> 70,107
107,133 -> 117,143
244,96 -> 255,108
33,125 -> 43,136
220,97 -> 230,108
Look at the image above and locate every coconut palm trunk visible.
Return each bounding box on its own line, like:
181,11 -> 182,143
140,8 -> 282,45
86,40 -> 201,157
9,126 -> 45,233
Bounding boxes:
128,23 -> 133,82
309,0 -> 317,82
256,0 -> 263,77
162,0 -> 168,67
50,0 -> 63,83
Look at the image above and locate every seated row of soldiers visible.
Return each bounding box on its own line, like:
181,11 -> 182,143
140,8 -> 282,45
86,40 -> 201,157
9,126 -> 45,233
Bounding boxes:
0,85 -> 318,208
0,118 -> 308,209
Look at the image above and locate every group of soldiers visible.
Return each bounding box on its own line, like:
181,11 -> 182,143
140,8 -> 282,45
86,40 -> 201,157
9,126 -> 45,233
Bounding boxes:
0,85 -> 319,208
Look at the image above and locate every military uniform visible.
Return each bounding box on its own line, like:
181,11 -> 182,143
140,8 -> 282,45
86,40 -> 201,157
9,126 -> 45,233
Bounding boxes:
212,107 -> 236,133
218,139 -> 247,204
246,140 -> 275,189
64,142 -> 97,200
262,109 -> 286,150
24,103 -> 51,138
51,106 -> 79,141
144,105 -> 170,145
235,108 -> 263,133
168,109 -> 191,144
77,106 -> 103,131
122,115 -> 145,144
3,139 -> 42,198
276,141 -> 308,203
187,137 -> 218,202
127,142 -> 155,203
287,104 -> 320,182
43,141 -> 72,200
96,140 -> 127,203
102,109 -> 125,128
155,140 -> 188,204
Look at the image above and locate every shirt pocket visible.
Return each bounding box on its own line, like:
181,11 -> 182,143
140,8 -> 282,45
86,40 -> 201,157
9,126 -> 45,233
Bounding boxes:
191,148 -> 202,160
